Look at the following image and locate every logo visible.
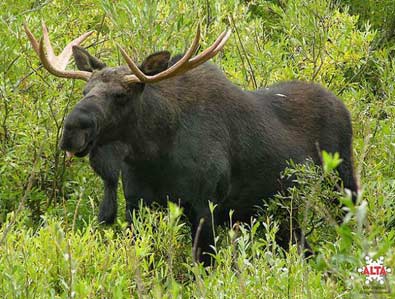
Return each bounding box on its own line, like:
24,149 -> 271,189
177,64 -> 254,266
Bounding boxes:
358,256 -> 391,285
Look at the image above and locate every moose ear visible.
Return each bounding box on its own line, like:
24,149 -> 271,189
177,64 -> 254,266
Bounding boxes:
140,51 -> 171,75
72,46 -> 106,72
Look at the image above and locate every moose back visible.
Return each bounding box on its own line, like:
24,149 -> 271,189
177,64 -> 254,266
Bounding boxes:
25,22 -> 358,266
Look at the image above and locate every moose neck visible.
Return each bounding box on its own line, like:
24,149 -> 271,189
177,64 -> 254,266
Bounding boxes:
128,84 -> 180,160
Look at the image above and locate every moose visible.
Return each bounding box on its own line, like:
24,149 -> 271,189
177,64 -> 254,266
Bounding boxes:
24,22 -> 358,266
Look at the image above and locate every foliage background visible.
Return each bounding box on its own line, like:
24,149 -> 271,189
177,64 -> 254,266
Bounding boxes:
1,0 -> 395,297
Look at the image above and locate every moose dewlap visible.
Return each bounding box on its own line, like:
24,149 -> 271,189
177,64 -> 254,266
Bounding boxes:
25,21 -> 358,266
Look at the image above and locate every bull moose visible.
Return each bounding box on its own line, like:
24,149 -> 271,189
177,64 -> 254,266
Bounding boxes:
24,22 -> 358,266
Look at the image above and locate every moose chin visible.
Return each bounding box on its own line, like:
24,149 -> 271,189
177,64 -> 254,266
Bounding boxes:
24,22 -> 359,266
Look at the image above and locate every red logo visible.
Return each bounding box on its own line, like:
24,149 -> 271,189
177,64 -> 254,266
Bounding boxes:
358,256 -> 391,285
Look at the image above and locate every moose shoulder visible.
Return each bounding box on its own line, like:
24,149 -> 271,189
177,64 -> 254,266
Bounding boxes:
25,23 -> 358,266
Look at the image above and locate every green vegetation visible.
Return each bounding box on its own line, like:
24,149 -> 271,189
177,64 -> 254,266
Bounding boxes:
1,0 -> 395,297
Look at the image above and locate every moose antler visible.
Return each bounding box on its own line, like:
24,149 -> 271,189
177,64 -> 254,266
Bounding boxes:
24,21 -> 93,81
119,26 -> 232,84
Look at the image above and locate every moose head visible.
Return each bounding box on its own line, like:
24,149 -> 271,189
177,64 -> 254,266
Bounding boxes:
24,22 -> 231,159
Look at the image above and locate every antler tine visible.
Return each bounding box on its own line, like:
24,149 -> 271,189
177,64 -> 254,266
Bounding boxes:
145,24 -> 201,80
24,21 -> 93,81
23,23 -> 40,56
57,26 -> 94,70
41,21 -> 56,65
122,25 -> 201,84
188,29 -> 231,68
38,38 -> 91,80
118,45 -> 148,82
122,26 -> 230,84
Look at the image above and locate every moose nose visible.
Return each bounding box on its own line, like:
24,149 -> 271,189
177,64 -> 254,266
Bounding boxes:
59,110 -> 96,151
63,108 -> 96,131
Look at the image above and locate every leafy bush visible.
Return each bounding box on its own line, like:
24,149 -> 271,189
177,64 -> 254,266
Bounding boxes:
337,0 -> 395,43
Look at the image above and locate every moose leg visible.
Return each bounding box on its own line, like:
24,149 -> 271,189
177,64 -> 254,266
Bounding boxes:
191,207 -> 216,267
190,157 -> 230,266
337,146 -> 359,203
276,214 -> 313,258
121,165 -> 155,224
98,180 -> 118,224
89,143 -> 127,224
321,144 -> 359,223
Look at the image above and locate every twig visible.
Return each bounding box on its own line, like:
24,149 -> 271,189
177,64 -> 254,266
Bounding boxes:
67,240 -> 74,299
72,192 -> 83,232
311,51 -> 324,81
94,13 -> 107,57
20,0 -> 53,15
205,0 -> 212,35
228,15 -> 257,89
192,218 -> 204,264
0,145 -> 43,245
